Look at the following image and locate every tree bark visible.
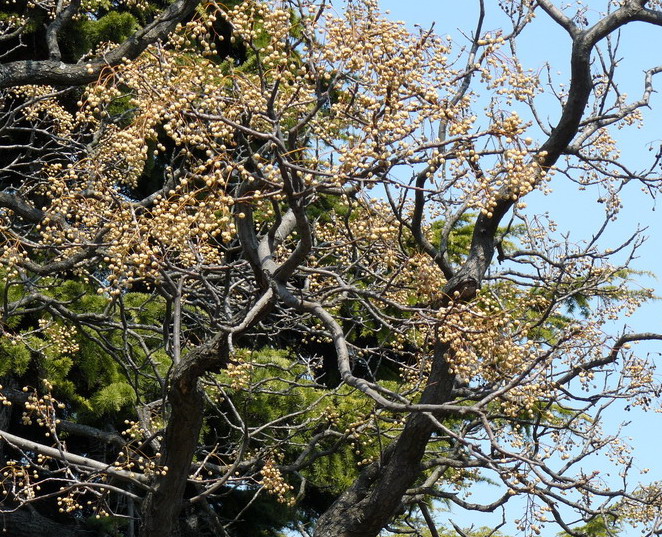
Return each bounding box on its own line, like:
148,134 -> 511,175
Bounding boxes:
312,8 -> 652,534
0,0 -> 201,89
139,334 -> 229,537
314,342 -> 455,537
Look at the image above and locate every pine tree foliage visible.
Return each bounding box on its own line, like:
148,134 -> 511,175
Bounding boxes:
1,1 -> 662,537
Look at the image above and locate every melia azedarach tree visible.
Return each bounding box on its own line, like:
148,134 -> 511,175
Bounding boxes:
2,0 -> 662,536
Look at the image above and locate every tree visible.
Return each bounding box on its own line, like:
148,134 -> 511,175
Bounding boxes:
0,0 -> 202,88
1,1 -> 662,536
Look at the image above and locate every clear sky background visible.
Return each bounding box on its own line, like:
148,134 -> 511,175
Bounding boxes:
372,1 -> 662,534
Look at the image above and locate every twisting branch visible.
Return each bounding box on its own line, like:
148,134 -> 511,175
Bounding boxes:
0,0 -> 202,88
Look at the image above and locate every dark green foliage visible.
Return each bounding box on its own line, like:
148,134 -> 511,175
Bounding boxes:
0,339 -> 31,377
63,12 -> 139,61
0,270 -> 168,419
90,381 -> 137,415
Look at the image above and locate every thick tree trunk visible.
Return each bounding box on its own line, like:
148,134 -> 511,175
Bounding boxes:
314,343 -> 455,537
139,380 -> 205,537
139,334 -> 229,537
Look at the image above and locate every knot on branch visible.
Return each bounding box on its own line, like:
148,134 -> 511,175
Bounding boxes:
444,276 -> 479,303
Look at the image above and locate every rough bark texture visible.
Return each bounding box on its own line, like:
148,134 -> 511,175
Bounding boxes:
3,3 -> 662,537
139,334 -> 229,537
140,382 -> 205,537
314,343 -> 455,537
313,5 -> 657,536
0,0 -> 201,89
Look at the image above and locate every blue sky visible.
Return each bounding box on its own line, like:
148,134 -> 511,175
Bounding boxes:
373,1 -> 662,534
